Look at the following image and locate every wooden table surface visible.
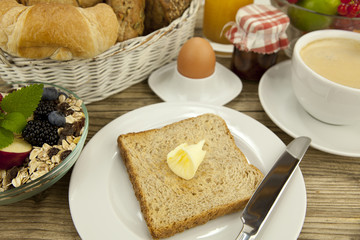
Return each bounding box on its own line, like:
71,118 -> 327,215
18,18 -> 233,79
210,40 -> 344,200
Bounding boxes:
1,4 -> 360,240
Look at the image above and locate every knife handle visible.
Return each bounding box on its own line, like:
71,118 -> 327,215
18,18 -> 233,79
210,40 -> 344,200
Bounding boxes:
236,224 -> 253,240
236,232 -> 251,240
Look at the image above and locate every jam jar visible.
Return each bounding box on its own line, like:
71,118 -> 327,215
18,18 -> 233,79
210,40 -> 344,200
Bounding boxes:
230,47 -> 278,81
224,4 -> 290,81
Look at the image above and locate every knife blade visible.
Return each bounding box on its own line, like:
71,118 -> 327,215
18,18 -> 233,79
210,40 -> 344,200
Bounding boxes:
236,136 -> 311,240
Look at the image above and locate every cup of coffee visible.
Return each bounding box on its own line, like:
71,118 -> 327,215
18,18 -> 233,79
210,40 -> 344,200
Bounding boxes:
291,29 -> 360,125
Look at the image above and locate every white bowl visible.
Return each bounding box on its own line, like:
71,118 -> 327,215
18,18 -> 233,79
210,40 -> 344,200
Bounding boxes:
291,29 -> 360,125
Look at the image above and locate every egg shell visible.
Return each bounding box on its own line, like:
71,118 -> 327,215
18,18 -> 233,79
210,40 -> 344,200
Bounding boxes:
177,37 -> 216,79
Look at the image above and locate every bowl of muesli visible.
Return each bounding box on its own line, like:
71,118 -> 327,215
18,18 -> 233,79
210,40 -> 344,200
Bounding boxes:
0,81 -> 88,205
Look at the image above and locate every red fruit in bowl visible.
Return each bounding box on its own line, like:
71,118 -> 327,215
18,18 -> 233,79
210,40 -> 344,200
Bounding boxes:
0,93 -> 3,112
0,136 -> 32,170
338,3 -> 349,15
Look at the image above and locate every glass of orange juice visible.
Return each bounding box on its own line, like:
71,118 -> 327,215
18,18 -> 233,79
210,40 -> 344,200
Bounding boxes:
203,0 -> 254,45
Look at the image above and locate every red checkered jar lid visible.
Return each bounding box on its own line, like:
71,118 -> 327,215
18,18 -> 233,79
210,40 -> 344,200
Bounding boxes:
225,4 -> 290,54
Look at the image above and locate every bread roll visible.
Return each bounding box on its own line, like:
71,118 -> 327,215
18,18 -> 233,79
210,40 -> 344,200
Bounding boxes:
144,0 -> 191,34
106,0 -> 145,42
0,0 -> 119,60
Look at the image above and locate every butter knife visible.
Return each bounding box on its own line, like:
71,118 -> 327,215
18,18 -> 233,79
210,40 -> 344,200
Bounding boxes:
236,136 -> 311,240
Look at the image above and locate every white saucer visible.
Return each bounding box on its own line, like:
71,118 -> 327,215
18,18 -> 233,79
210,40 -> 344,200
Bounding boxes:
259,60 -> 360,157
148,61 -> 242,106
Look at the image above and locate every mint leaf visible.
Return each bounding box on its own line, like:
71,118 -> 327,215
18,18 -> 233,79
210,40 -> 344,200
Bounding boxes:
0,127 -> 13,149
1,84 -> 43,118
0,112 -> 27,134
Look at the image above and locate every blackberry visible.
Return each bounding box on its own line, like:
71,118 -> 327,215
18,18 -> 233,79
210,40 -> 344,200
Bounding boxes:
33,100 -> 57,120
22,120 -> 59,147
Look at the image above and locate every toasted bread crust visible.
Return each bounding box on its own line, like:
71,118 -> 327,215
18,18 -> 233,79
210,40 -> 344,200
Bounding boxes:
117,114 -> 263,239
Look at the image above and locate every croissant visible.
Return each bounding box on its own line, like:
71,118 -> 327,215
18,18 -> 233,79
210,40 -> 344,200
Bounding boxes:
19,0 -> 78,6
19,0 -> 103,8
0,0 -> 119,60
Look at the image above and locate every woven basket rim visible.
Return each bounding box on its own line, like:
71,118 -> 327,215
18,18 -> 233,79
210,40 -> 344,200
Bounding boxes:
0,0 -> 201,66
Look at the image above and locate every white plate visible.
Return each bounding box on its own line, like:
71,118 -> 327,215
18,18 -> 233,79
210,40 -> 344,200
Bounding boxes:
208,41 -> 234,58
148,62 -> 242,106
259,60 -> 360,157
69,102 -> 306,240
256,0 -> 271,4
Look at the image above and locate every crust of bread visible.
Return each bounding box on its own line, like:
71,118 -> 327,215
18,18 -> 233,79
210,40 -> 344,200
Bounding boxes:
117,114 -> 264,239
77,0 -> 103,8
19,0 -> 103,8
20,0 -> 78,6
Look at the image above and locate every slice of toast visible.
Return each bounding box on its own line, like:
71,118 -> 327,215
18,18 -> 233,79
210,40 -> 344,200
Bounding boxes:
117,113 -> 263,239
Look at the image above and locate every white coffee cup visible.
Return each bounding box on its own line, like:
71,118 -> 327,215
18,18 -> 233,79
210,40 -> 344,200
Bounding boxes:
291,29 -> 360,125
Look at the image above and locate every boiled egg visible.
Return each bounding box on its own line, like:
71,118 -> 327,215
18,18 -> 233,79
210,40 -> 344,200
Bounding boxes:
177,37 -> 216,79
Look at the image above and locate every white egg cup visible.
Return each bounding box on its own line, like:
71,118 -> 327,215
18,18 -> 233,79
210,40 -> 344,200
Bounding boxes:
171,66 -> 220,101
148,61 -> 243,106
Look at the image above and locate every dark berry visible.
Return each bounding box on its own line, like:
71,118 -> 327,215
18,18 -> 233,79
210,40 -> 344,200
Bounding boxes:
47,147 -> 60,158
57,102 -> 73,116
42,87 -> 59,101
59,123 -> 75,136
22,120 -> 59,147
48,111 -> 66,127
33,100 -> 57,120
60,150 -> 72,160
73,118 -> 85,137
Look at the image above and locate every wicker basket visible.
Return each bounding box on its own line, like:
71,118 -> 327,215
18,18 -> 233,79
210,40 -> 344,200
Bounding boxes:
0,0 -> 200,103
